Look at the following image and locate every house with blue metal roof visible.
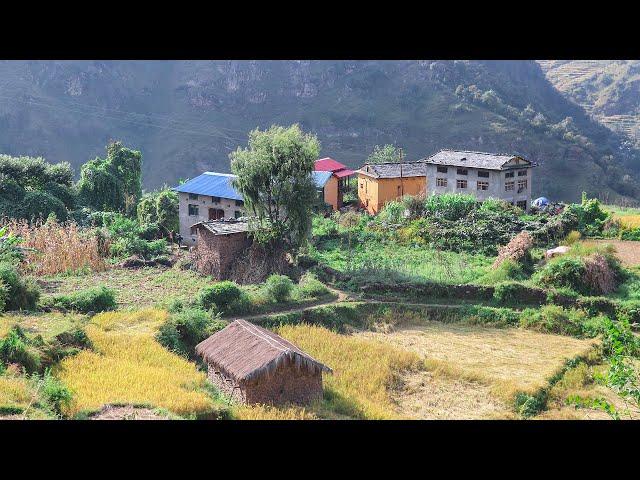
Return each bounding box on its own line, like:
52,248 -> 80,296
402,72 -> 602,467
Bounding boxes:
174,171 -> 334,245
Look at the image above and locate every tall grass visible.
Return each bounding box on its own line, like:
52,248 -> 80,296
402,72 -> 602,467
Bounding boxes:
6,219 -> 108,275
55,309 -> 219,418
277,324 -> 422,419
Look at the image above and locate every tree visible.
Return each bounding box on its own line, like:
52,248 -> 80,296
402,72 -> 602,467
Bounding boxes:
137,187 -> 179,235
230,124 -> 319,249
367,144 -> 403,164
77,141 -> 142,216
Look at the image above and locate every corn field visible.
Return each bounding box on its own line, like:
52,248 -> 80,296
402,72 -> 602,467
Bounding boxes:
4,219 -> 109,275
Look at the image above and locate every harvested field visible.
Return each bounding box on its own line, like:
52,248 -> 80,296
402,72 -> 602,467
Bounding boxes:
393,370 -> 513,419
356,322 -> 597,404
90,405 -> 172,420
583,239 -> 640,267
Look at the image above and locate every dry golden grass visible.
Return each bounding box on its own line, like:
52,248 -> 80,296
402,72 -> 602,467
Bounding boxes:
232,404 -> 318,420
278,324 -> 423,419
614,214 -> 640,229
0,312 -> 86,342
357,322 -> 597,404
7,219 -> 107,275
0,374 -> 32,410
55,309 -> 218,418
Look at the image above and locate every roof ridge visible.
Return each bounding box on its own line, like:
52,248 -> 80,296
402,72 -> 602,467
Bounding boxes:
204,171 -> 237,177
436,149 -> 515,157
235,320 -> 291,354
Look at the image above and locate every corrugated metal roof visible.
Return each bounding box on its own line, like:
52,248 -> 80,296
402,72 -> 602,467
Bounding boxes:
312,171 -> 333,188
418,150 -> 530,170
315,157 -> 347,172
173,172 -> 243,201
356,162 -> 427,179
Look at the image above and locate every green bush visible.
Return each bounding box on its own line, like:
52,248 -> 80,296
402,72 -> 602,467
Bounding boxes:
519,305 -> 593,337
264,274 -> 294,303
197,281 -> 243,313
0,327 -> 42,374
533,257 -> 587,294
51,286 -> 117,313
493,281 -> 535,304
0,262 -> 40,311
39,371 -> 73,416
296,273 -> 330,299
0,280 -> 7,312
156,308 -> 226,359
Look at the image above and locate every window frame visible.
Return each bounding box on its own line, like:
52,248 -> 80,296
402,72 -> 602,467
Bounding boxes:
436,177 -> 448,187
188,193 -> 199,200
211,196 -> 221,203
188,204 -> 199,216
477,181 -> 489,191
456,179 -> 468,189
456,168 -> 468,176
436,166 -> 448,173
505,181 -> 515,192
517,169 -> 528,177
505,171 -> 515,178
477,170 -> 490,178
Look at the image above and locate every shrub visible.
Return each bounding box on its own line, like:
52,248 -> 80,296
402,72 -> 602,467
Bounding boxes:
52,286 -> 117,313
0,262 -> 40,311
493,281 -> 536,305
519,305 -> 591,337
264,274 -> 294,303
533,257 -> 587,294
197,281 -> 242,312
296,273 -> 330,299
562,230 -> 582,246
156,308 -> 226,359
38,371 -> 73,416
0,327 -> 42,373
0,281 -> 7,313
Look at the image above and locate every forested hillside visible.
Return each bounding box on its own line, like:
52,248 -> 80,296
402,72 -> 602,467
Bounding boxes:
1,60 -> 639,203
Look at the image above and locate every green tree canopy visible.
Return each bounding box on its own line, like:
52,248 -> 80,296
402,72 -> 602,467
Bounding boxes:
367,144 -> 403,164
137,187 -> 179,235
77,141 -> 142,216
230,124 -> 320,249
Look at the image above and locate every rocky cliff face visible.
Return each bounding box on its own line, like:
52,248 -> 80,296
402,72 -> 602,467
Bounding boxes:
0,60 -> 639,202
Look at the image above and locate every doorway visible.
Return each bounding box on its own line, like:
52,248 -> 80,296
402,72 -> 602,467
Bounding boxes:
209,208 -> 225,220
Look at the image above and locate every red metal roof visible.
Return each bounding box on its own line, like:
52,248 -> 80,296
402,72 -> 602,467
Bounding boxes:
315,157 -> 348,173
334,168 -> 355,178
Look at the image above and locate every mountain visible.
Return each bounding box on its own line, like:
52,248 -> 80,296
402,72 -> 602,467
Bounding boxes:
539,60 -> 640,149
1,60 -> 640,203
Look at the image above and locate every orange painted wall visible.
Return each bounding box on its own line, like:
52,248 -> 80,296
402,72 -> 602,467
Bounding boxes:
357,173 -> 426,215
323,175 -> 340,210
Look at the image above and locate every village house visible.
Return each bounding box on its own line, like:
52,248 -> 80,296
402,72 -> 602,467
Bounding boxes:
175,166 -> 346,244
174,172 -> 245,245
356,150 -> 534,215
314,157 -> 355,210
196,319 -> 332,406
190,219 -> 252,279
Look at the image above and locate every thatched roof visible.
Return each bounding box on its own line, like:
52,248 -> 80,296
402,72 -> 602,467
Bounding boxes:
195,320 -> 332,383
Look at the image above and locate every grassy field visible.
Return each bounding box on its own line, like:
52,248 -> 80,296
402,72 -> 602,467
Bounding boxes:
39,267 -> 212,310
54,309 -> 223,418
311,238 -> 492,285
603,204 -> 640,229
356,322 -> 597,408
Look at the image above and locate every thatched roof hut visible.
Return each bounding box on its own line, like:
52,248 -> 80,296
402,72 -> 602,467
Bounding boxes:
195,320 -> 331,406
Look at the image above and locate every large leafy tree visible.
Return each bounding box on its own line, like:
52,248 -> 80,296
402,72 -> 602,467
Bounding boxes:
77,141 -> 142,215
137,187 -> 179,234
230,124 -> 319,249
367,144 -> 403,164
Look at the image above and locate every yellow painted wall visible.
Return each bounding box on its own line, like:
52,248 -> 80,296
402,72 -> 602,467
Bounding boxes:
358,173 -> 426,214
323,175 -> 340,210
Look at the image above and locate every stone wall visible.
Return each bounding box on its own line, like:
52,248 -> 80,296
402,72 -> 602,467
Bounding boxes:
192,229 -> 252,279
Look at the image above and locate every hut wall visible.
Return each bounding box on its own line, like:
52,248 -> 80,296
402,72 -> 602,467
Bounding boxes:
207,366 -> 247,403
244,362 -> 323,406
193,230 -> 252,280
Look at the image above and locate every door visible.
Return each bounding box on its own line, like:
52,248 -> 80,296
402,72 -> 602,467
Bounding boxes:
209,208 -> 225,220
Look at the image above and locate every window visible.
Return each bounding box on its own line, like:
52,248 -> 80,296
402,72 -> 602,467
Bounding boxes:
234,210 -> 242,219
505,181 -> 515,191
188,193 -> 198,200
436,178 -> 447,187
457,168 -> 468,175
505,171 -> 515,178
477,170 -> 490,178
188,204 -> 199,216
359,182 -> 364,190
477,181 -> 489,191
517,200 -> 527,211
211,196 -> 221,203
518,170 -> 528,177
235,199 -> 244,207
190,226 -> 197,235
456,179 -> 467,189
518,179 -> 528,191
437,166 -> 448,173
